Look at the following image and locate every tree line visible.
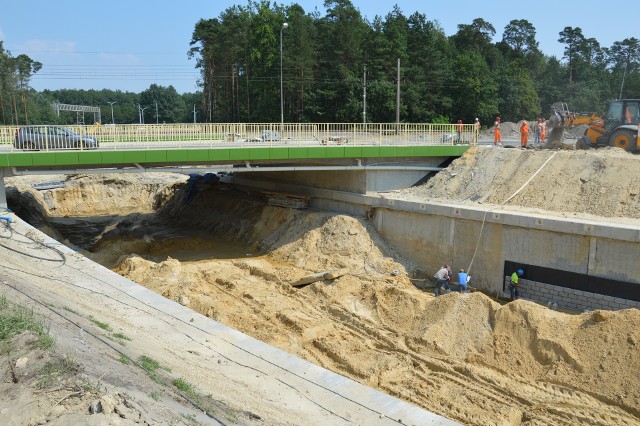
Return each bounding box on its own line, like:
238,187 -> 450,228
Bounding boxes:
1,0 -> 639,126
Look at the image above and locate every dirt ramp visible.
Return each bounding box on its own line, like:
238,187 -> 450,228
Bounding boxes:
394,147 -> 640,219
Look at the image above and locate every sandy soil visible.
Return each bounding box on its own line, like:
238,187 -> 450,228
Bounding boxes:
389,146 -> 640,222
5,148 -> 640,425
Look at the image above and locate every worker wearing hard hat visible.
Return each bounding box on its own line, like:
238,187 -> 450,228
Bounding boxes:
493,117 -> 501,145
510,269 -> 524,300
474,118 -> 480,144
520,120 -> 529,148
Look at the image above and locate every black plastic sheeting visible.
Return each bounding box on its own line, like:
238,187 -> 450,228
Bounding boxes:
184,173 -> 221,204
503,260 -> 640,302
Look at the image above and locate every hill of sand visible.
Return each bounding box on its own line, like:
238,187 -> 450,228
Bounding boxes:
5,149 -> 640,425
392,146 -> 640,221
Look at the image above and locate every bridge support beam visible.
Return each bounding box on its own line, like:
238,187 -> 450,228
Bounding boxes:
241,158 -> 449,194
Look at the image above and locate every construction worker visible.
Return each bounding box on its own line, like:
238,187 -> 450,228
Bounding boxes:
534,118 -> 542,144
625,106 -> 632,124
510,269 -> 524,300
493,117 -> 502,145
456,120 -> 463,144
474,118 -> 480,144
520,120 -> 529,148
457,269 -> 470,293
540,120 -> 546,143
433,265 -> 450,296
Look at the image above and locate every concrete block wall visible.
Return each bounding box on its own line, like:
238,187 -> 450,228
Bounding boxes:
504,277 -> 640,311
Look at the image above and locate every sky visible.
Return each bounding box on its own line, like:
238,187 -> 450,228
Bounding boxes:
1,1 -> 635,94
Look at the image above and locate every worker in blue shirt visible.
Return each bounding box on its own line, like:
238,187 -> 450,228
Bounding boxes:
457,269 -> 470,292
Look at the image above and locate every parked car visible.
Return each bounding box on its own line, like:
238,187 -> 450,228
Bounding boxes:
14,125 -> 99,150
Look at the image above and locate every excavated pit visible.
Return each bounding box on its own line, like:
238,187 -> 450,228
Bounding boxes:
6,147 -> 640,425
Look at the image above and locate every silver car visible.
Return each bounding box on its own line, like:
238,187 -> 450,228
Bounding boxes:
14,125 -> 99,150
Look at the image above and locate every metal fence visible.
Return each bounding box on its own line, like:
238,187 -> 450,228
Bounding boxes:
0,123 -> 479,151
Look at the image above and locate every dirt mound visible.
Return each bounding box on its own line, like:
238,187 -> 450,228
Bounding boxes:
261,213 -> 409,279
8,173 -> 640,425
392,146 -> 640,219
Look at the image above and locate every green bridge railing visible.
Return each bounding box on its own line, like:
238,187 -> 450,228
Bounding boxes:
0,122 -> 479,151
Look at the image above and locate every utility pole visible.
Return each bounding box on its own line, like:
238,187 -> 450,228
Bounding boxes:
396,58 -> 400,129
107,101 -> 116,125
155,102 -> 159,124
280,22 -> 289,130
619,60 -> 628,99
363,64 -> 367,125
193,104 -> 197,123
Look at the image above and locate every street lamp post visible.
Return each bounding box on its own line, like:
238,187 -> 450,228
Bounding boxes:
138,105 -> 147,124
107,101 -> 116,125
280,22 -> 288,129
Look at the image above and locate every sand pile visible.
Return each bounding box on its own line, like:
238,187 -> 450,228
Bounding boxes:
392,146 -> 640,220
7,172 -> 640,425
111,249 -> 640,424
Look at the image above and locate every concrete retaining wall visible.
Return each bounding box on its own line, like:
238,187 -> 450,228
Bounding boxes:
224,175 -> 640,311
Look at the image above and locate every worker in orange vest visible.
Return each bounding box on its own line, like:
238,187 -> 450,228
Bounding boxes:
493,117 -> 502,145
540,119 -> 546,143
520,120 -> 529,148
456,120 -> 463,144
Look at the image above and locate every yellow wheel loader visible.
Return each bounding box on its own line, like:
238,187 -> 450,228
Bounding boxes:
548,100 -> 639,151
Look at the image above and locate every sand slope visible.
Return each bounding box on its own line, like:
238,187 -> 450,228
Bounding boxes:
6,151 -> 640,425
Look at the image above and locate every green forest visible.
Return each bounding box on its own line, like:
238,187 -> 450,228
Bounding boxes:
1,0 -> 638,126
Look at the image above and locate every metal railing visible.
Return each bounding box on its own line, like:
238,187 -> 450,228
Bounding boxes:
0,123 -> 479,151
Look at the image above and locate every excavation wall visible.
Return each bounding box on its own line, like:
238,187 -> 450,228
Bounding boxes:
227,175 -> 640,311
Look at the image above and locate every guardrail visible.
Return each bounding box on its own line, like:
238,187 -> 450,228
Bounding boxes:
0,123 -> 479,151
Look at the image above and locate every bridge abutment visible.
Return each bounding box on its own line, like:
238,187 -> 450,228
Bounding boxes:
241,157 -> 448,193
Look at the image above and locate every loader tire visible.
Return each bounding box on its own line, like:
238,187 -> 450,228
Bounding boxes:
608,129 -> 637,151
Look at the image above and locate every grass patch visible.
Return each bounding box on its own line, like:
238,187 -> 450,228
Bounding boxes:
118,354 -> 131,365
149,391 -> 161,402
0,294 -> 54,351
179,412 -> 199,425
112,332 -> 131,341
89,317 -> 111,331
138,355 -> 171,383
174,377 -> 201,404
62,306 -> 79,315
37,355 -> 80,389
174,377 -> 194,393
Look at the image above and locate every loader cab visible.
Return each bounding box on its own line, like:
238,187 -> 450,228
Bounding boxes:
604,99 -> 640,130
